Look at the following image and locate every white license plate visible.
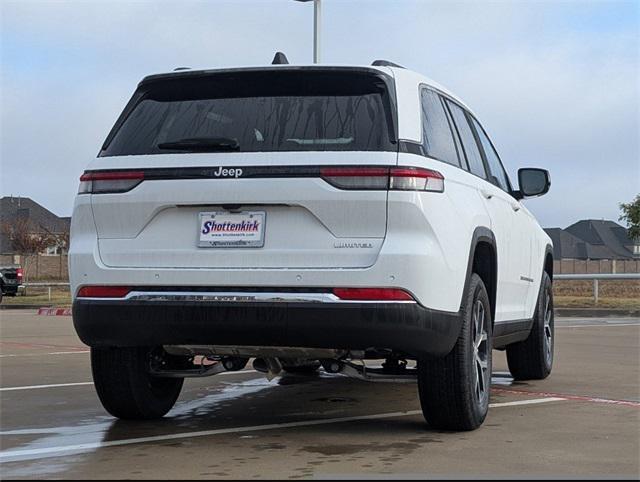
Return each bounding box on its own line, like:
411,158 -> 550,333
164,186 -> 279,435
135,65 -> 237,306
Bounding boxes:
198,211 -> 266,248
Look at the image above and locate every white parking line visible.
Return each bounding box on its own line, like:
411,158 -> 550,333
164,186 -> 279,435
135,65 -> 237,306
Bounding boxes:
0,370 -> 259,392
487,397 -> 565,407
0,397 -> 564,462
0,351 -> 90,358
0,382 -> 94,392
557,323 -> 639,328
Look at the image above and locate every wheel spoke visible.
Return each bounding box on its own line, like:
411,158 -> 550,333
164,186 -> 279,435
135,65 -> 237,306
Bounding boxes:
542,290 -> 553,364
473,298 -> 488,402
476,359 -> 485,393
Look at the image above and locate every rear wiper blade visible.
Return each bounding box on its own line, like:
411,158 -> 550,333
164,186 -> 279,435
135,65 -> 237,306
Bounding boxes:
158,137 -> 240,151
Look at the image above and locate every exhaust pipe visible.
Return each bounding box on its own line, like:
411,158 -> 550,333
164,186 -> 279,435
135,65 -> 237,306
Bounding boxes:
253,357 -> 282,380
222,356 -> 249,371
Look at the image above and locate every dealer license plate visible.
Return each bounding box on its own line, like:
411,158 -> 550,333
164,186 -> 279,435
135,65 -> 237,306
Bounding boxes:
198,211 -> 266,248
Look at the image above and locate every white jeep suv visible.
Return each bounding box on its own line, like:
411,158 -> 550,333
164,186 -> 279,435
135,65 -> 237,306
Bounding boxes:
70,58 -> 554,430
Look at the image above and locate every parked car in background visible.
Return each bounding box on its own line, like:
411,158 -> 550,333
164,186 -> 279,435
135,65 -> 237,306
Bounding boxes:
0,265 -> 23,303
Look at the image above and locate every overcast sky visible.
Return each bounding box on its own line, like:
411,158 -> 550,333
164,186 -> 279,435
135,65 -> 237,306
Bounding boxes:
1,0 -> 638,228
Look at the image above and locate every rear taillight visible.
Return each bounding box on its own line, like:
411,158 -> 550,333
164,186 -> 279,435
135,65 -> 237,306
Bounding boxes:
332,287 -> 415,301
320,167 -> 390,190
16,268 -> 23,281
320,166 -> 443,192
389,167 -> 444,192
77,286 -> 131,298
78,171 -> 144,194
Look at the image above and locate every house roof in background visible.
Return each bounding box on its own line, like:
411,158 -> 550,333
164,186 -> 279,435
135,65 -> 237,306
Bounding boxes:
0,196 -> 70,253
545,219 -> 635,260
565,219 -> 634,259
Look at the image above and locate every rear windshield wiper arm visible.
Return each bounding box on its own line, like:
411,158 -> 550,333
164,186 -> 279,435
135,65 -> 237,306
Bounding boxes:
158,137 -> 240,151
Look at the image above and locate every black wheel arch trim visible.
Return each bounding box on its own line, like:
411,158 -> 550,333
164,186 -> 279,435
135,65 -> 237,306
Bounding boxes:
461,226 -> 498,322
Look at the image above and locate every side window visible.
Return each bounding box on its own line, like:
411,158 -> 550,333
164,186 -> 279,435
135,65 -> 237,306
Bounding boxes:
420,89 -> 460,167
445,100 -> 487,179
470,117 -> 511,192
440,96 -> 467,170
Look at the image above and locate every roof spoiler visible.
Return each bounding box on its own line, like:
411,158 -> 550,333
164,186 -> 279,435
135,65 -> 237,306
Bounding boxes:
371,60 -> 405,69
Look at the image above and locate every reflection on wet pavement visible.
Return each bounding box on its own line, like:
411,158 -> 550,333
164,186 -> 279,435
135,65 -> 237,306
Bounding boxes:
2,370 -> 518,466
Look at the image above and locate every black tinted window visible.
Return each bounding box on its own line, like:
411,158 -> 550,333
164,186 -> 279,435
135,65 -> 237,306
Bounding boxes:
470,117 -> 511,191
101,70 -> 395,156
420,89 -> 460,167
446,100 -> 486,179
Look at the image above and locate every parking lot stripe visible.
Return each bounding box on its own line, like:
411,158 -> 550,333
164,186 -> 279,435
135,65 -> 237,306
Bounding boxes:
488,397 -> 565,407
0,370 -> 259,392
0,382 -> 94,392
556,323 -> 640,328
0,398 -> 563,462
492,388 -> 640,407
0,351 -> 90,358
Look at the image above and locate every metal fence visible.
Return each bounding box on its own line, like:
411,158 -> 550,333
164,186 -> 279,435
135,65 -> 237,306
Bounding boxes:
554,273 -> 640,304
22,282 -> 70,301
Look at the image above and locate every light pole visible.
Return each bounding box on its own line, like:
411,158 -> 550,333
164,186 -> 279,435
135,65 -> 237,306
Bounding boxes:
295,0 -> 321,63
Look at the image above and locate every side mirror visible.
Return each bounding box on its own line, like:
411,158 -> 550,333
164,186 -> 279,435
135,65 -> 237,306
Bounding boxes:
514,168 -> 550,200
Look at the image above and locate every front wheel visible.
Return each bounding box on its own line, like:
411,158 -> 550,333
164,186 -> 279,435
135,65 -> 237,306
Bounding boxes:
417,273 -> 493,431
91,347 -> 183,420
506,272 -> 554,380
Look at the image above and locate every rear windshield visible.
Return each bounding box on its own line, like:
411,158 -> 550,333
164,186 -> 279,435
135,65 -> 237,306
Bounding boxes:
100,69 -> 396,156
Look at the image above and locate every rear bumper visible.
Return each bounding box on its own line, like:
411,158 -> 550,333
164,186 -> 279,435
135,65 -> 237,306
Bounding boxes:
1,283 -> 22,295
72,298 -> 462,358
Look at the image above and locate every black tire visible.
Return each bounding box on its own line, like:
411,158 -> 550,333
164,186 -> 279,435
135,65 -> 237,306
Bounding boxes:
506,272 -> 554,380
418,273 -> 493,431
91,347 -> 183,420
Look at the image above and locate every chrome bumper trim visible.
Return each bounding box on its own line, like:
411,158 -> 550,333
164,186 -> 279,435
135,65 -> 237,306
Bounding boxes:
79,291 -> 416,304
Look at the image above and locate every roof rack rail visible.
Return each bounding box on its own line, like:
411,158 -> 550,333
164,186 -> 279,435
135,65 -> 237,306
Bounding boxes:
272,52 -> 289,65
371,60 -> 405,69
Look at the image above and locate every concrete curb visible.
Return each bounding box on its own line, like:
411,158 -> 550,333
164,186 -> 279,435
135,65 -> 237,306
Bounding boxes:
0,304 -> 53,310
555,308 -> 640,318
37,307 -> 72,316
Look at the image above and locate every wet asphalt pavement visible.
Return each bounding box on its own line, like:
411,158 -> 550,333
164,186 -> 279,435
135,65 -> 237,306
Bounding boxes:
0,311 -> 638,479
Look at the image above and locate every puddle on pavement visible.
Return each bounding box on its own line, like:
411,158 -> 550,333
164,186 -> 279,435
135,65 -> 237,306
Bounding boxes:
2,368 -> 526,477
491,371 -> 529,387
0,377 -> 276,473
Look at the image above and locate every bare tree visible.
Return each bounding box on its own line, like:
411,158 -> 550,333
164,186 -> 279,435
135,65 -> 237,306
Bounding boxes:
1,219 -> 54,281
41,225 -> 69,255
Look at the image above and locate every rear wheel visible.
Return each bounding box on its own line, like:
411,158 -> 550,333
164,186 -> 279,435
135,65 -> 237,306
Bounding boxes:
506,272 -> 554,380
417,273 -> 492,431
91,347 -> 183,420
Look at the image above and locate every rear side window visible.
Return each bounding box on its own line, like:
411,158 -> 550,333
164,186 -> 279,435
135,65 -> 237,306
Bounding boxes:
445,100 -> 487,179
420,89 -> 460,167
470,117 -> 511,192
100,70 -> 396,156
